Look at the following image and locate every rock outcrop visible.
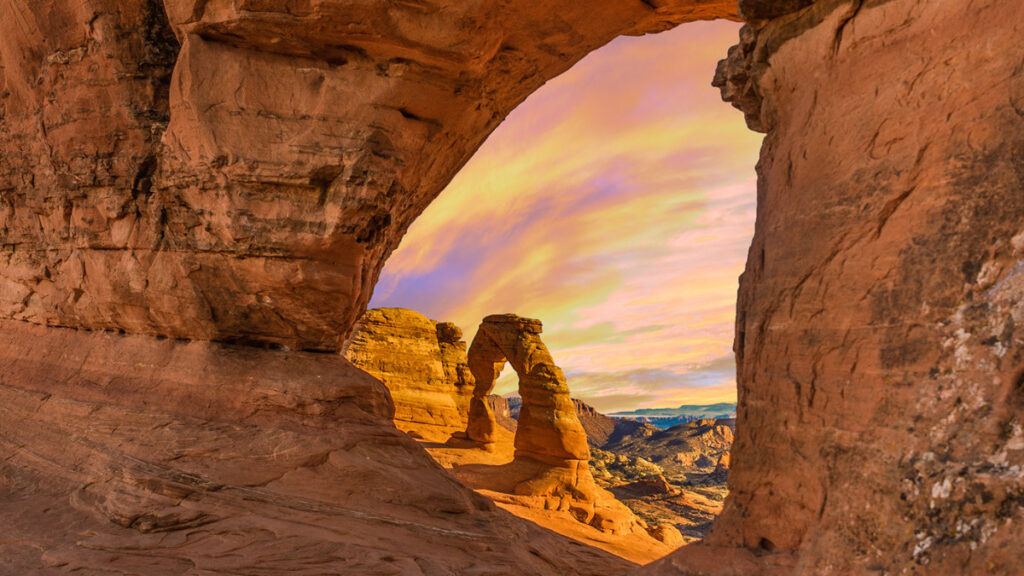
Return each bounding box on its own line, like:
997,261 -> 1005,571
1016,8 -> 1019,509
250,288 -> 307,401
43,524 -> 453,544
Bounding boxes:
343,308 -> 472,436
455,314 -> 648,535
489,394 -> 519,433
0,319 -> 637,575
652,0 -> 1024,574
573,398 -> 619,447
465,315 -> 589,466
0,0 -> 737,352
604,419 -> 734,477
3,0 -> 1024,574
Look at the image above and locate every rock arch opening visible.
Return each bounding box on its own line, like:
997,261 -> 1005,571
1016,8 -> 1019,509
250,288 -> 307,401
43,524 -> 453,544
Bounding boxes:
4,0 -> 1021,574
464,314 -> 590,466
365,20 -> 756,557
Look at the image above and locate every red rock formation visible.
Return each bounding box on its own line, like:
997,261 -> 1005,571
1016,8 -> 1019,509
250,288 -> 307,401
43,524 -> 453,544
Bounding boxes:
464,315 -> 589,464
0,319 -> 638,575
1,4 -> 739,570
488,394 -> 519,433
648,0 -> 1024,574
343,308 -> 473,435
649,523 -> 686,547
456,314 -> 654,536
573,398 -> 619,447
0,0 -> 737,352
3,0 -> 1023,573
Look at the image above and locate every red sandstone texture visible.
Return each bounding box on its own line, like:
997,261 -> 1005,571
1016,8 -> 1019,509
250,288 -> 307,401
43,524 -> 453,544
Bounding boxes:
0,319 -> 640,575
0,0 -> 736,351
456,314 -> 648,535
1,0 -> 1023,574
669,0 -> 1024,574
343,307 -> 473,435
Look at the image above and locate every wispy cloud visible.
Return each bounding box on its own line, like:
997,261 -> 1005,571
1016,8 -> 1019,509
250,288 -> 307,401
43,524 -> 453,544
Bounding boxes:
370,21 -> 761,413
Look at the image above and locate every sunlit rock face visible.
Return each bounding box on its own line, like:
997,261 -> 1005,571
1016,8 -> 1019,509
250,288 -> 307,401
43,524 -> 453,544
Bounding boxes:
459,314 -> 649,536
0,318 -> 648,575
466,314 -> 591,467
644,0 -> 1024,574
343,307 -> 473,436
0,0 -> 737,351
4,0 -> 1023,574
0,1 -> 736,573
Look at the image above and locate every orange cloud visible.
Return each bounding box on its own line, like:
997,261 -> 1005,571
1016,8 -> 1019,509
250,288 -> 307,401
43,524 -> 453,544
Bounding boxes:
371,21 -> 762,413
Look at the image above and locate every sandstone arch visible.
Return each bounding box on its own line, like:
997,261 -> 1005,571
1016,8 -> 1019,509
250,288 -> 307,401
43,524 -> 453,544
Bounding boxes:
457,314 -> 651,536
464,314 -> 590,466
0,0 -> 1022,574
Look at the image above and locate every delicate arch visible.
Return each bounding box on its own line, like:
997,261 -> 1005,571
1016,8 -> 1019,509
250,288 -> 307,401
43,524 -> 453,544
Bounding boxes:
463,314 -> 589,465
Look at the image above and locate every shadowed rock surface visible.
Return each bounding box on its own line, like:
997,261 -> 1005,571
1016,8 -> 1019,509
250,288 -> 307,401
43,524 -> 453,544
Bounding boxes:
0,319 -> 637,575
667,0 -> 1024,574
0,0 -> 736,351
1,0 -> 1023,574
489,394 -> 519,433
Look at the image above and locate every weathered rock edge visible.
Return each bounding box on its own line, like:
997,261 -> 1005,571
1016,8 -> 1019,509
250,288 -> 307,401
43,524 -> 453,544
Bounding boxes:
0,0 -> 736,352
0,319 -> 637,575
653,0 -> 1024,574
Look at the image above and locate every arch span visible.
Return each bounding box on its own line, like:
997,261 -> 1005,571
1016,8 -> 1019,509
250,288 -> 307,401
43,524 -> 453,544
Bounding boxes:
464,314 -> 590,466
0,0 -> 1022,574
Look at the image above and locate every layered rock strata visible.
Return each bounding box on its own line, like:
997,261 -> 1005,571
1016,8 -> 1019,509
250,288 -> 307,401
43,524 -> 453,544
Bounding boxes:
345,309 -> 659,543
464,315 -> 590,466
0,0 -> 737,351
343,307 -> 472,434
488,394 -> 519,433
458,314 -> 642,532
0,319 -> 637,575
1,0 -> 1023,574
645,0 -> 1024,574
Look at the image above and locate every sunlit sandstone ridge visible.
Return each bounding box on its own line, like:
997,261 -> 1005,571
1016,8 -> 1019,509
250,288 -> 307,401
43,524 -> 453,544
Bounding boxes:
2,1 -> 1024,576
344,309 -> 680,563
342,307 -> 474,437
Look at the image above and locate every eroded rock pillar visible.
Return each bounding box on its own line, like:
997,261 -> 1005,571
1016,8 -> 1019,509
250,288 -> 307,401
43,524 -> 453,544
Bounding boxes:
463,314 -> 590,467
640,0 -> 1024,574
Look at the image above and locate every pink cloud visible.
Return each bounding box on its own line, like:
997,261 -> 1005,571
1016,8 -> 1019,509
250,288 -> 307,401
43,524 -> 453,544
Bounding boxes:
371,21 -> 762,412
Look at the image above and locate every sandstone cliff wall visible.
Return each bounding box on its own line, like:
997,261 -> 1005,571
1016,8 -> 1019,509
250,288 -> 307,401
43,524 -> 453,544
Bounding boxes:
0,2 -> 737,572
343,307 -> 472,432
646,0 -> 1024,574
2,0 -> 1023,574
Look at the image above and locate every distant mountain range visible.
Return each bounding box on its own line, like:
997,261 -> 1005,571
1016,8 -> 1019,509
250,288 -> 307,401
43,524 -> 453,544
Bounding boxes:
609,402 -> 737,429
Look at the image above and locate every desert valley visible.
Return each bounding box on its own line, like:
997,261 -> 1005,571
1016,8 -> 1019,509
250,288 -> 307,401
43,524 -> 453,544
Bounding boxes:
343,308 -> 737,561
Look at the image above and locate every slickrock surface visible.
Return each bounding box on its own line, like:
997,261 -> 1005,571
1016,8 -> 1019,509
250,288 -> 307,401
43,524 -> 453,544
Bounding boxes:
3,0 -> 1024,574
343,308 -> 472,438
426,421 -> 679,565
0,320 -> 640,576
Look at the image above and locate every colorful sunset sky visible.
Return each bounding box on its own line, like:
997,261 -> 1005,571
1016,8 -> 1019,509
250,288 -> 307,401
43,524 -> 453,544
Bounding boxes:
370,21 -> 762,413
